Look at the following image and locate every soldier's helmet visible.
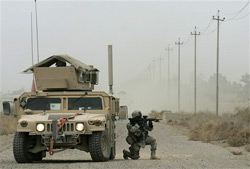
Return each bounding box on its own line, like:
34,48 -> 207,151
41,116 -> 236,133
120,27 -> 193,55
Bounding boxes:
132,110 -> 142,118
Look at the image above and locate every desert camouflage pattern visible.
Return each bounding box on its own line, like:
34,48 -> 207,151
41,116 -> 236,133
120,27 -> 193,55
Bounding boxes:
123,112 -> 157,160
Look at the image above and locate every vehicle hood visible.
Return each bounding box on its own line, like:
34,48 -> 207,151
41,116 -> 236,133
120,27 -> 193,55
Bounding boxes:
19,113 -> 107,122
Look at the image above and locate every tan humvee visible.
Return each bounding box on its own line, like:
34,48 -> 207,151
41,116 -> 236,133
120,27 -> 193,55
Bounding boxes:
3,54 -> 127,163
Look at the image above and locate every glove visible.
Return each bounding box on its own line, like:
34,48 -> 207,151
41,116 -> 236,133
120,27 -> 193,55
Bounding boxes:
148,121 -> 153,128
134,124 -> 140,129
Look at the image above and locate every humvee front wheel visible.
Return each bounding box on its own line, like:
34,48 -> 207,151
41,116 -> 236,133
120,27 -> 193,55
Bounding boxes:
33,151 -> 43,161
89,131 -> 111,162
13,132 -> 34,163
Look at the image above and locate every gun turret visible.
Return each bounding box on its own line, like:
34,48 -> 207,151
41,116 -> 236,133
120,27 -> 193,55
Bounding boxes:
23,55 -> 99,91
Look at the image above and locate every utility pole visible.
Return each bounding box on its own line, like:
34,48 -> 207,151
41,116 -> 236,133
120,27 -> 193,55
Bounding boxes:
213,10 -> 225,116
191,26 -> 200,114
148,64 -> 152,80
165,45 -> 173,108
159,55 -> 163,82
152,57 -> 156,80
34,0 -> 40,62
175,38 -> 183,112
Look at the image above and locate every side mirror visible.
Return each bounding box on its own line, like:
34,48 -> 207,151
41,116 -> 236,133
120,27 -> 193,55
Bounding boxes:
118,106 -> 128,120
3,101 -> 11,115
90,72 -> 99,85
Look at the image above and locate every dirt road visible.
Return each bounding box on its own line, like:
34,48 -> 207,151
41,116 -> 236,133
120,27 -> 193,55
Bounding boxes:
0,121 -> 249,169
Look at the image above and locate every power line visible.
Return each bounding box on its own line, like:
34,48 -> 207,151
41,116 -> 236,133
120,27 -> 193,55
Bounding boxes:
184,35 -> 192,45
200,5 -> 248,36
225,1 -> 249,21
226,12 -> 249,22
199,10 -> 218,35
173,44 -> 177,51
221,1 -> 249,16
201,21 -> 222,36
200,19 -> 214,34
201,26 -> 217,36
200,13 -> 218,36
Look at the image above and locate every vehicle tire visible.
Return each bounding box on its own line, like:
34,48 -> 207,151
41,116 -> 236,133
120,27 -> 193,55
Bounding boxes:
88,131 -> 111,162
13,132 -> 34,163
33,151 -> 43,161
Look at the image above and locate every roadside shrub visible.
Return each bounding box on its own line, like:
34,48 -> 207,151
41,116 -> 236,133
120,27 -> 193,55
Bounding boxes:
228,127 -> 250,147
148,108 -> 250,150
148,110 -> 168,119
245,144 -> 250,152
234,106 -> 250,127
0,115 -> 17,135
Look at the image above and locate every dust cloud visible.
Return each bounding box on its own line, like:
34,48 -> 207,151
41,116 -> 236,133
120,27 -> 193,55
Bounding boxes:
116,73 -> 249,115
1,1 -> 249,115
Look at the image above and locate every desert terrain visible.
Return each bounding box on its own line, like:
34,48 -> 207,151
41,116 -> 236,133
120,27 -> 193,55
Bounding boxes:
0,121 -> 249,169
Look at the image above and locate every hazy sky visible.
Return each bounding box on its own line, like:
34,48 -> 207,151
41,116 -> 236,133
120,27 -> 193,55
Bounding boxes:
0,0 -> 249,93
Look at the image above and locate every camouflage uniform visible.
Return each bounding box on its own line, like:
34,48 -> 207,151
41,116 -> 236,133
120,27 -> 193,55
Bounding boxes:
123,110 -> 159,160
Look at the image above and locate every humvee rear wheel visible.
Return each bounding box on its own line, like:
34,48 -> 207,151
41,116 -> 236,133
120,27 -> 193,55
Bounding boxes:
89,131 -> 111,162
13,132 -> 34,163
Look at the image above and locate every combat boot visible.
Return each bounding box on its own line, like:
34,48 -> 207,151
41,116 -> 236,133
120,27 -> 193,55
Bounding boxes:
150,150 -> 160,160
123,149 -> 130,160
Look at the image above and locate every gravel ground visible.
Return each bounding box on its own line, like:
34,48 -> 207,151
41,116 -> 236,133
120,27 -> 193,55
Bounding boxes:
0,121 -> 250,169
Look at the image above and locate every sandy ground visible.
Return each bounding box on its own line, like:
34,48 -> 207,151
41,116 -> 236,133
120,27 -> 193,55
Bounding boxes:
0,121 -> 250,169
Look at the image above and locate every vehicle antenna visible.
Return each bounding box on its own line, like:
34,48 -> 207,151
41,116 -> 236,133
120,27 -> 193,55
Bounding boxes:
34,0 -> 40,63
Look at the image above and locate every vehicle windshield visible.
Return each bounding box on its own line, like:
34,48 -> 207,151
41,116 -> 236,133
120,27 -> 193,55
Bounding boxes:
26,98 -> 61,111
68,97 -> 103,110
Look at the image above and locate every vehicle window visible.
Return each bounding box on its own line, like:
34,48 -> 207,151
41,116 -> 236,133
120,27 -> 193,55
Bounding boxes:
68,97 -> 102,110
26,98 -> 61,111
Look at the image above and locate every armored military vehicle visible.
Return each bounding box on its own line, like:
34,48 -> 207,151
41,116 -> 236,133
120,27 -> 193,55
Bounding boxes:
3,49 -> 127,163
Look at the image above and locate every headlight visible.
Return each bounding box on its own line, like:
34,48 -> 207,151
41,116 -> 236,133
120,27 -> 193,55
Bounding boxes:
36,123 -> 45,132
76,123 -> 84,131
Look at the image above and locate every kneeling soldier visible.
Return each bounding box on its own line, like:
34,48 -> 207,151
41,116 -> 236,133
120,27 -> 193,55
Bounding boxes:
123,110 -> 159,160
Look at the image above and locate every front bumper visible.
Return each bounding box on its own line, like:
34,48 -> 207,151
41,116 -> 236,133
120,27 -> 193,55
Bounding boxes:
18,121 -> 88,135
42,134 -> 80,147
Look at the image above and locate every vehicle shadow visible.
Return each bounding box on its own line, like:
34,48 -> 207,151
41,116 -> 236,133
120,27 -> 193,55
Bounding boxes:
35,160 -> 92,163
34,159 -> 125,163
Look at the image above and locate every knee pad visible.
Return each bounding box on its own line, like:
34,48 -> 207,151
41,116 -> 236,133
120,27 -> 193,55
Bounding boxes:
126,136 -> 134,145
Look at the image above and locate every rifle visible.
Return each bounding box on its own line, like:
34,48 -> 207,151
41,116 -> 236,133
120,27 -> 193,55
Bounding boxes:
129,115 -> 162,128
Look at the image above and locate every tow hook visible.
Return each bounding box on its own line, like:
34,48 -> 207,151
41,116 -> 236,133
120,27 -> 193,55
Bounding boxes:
49,120 -> 58,155
48,113 -> 82,155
